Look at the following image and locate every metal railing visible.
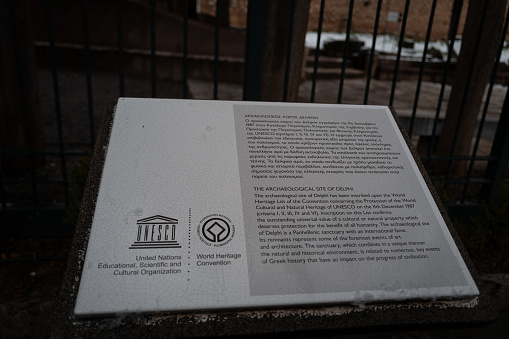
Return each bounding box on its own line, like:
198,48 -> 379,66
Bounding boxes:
1,0 -> 509,235
300,0 -> 509,211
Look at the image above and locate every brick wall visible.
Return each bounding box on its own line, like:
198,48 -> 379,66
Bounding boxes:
198,0 -> 470,41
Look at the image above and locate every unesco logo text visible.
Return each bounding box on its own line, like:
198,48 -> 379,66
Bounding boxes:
129,215 -> 181,250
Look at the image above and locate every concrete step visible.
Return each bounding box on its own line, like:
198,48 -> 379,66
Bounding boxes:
304,67 -> 364,80
305,55 -> 343,68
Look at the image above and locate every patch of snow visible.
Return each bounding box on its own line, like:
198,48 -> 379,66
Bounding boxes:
306,31 -> 509,64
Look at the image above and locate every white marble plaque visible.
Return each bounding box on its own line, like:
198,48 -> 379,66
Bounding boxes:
74,99 -> 478,316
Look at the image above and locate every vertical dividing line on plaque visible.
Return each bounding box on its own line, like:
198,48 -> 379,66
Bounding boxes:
188,208 -> 191,281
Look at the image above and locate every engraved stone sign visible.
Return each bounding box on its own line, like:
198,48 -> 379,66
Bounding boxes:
74,99 -> 478,316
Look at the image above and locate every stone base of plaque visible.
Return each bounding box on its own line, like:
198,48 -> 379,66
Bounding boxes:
52,101 -> 497,337
52,286 -> 498,338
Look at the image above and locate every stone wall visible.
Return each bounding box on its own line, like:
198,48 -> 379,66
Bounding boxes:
199,0 -> 248,28
198,0 -> 470,41
307,0 -> 468,41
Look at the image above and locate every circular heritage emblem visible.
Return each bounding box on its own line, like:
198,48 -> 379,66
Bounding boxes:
197,214 -> 235,247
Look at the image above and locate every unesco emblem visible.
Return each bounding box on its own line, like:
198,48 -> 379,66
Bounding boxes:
129,215 -> 181,250
197,214 -> 235,247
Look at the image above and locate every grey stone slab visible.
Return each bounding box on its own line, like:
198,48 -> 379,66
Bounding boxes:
52,100 -> 496,338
